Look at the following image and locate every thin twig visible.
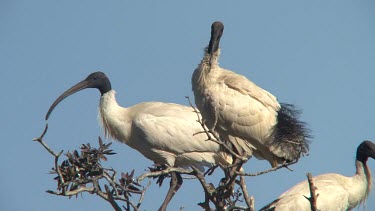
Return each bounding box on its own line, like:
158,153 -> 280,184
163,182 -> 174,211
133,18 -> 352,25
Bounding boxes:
33,124 -> 63,157
190,166 -> 214,196
47,186 -> 95,196
185,96 -> 201,117
304,172 -> 319,211
191,166 -> 225,210
54,153 -> 65,192
206,133 -> 248,162
185,96 -> 247,162
235,160 -> 297,176
136,181 -> 151,209
238,176 -> 254,211
104,185 -> 123,211
137,167 -> 193,183
33,124 -> 66,189
226,205 -> 250,211
215,158 -> 244,202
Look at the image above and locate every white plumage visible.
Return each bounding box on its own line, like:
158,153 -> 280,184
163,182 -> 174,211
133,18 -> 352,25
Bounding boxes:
260,140 -> 375,211
192,21 -> 310,167
45,71 -> 232,211
99,90 -> 231,171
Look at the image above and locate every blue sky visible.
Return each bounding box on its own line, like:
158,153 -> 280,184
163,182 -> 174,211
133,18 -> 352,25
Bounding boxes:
1,1 -> 374,210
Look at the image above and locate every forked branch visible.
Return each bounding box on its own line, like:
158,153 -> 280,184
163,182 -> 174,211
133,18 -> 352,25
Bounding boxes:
33,124 -> 148,211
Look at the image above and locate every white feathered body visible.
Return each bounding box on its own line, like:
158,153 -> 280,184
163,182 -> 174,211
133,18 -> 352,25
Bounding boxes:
192,51 -> 282,163
99,90 -> 231,171
262,161 -> 372,211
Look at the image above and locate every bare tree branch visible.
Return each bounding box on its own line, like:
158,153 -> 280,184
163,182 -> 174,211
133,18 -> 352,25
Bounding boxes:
191,166 -> 225,211
33,126 -> 148,211
235,159 -> 297,177
33,124 -> 64,158
304,172 -> 319,211
137,167 -> 193,183
238,176 -> 254,211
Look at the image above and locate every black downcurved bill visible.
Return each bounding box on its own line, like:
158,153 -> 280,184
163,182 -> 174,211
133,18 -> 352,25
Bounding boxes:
45,80 -> 89,120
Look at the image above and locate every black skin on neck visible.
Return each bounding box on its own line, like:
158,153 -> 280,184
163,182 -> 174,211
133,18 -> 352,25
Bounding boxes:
356,140 -> 375,163
84,71 -> 112,95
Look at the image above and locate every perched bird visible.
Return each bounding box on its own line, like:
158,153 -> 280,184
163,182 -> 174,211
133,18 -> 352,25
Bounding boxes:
260,140 -> 375,211
46,71 -> 232,211
192,21 -> 310,167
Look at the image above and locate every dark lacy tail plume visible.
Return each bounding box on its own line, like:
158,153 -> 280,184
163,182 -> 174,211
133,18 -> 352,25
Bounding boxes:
269,103 -> 311,161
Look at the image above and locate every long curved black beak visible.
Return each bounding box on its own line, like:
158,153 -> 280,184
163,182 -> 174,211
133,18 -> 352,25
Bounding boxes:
45,80 -> 90,120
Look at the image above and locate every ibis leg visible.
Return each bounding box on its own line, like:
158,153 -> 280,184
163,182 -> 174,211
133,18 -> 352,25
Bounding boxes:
158,172 -> 183,211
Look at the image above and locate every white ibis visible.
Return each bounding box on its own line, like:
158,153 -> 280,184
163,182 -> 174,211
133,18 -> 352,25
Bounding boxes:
45,71 -> 232,211
260,140 -> 375,211
191,21 -> 310,167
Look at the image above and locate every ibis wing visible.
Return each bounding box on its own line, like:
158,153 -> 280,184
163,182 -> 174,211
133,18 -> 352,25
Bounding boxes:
210,69 -> 280,144
130,103 -> 230,169
220,70 -> 280,110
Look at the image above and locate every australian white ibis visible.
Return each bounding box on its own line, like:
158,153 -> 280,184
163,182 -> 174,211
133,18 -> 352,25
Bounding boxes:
45,71 -> 232,211
260,140 -> 375,210
191,21 -> 310,167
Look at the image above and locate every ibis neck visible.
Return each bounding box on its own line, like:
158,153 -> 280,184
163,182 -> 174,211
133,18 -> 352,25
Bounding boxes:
192,48 -> 220,89
354,160 -> 372,205
99,90 -> 131,142
99,77 -> 112,95
208,47 -> 220,68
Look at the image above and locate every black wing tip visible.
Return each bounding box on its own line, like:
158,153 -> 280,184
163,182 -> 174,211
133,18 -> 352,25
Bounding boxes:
269,103 -> 312,161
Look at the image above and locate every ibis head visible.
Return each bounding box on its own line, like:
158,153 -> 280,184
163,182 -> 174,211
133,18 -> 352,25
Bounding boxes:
357,140 -> 375,163
208,21 -> 224,65
45,71 -> 111,120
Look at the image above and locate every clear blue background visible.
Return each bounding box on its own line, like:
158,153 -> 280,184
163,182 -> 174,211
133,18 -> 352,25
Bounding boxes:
1,1 -> 374,210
